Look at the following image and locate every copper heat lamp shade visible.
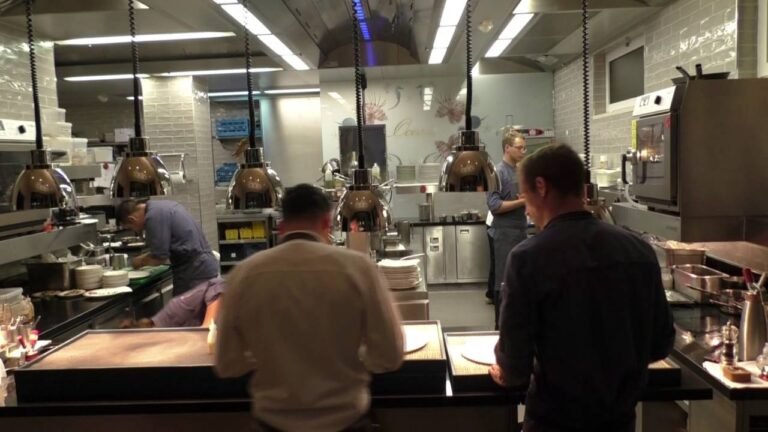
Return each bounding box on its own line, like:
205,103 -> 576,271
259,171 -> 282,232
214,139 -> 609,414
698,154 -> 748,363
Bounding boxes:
439,130 -> 500,193
227,148 -> 284,210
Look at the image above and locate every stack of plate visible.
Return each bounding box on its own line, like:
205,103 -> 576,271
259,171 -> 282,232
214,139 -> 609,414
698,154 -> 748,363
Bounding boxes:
396,165 -> 417,183
378,259 -> 422,290
74,265 -> 104,290
417,163 -> 441,183
102,270 -> 129,288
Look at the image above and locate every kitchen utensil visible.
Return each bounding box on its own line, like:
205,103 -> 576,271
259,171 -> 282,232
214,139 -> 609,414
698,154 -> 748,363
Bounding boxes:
722,321 -> 738,366
83,287 -> 132,298
110,254 -> 129,270
651,241 -> 706,268
739,291 -> 768,361
418,203 -> 433,222
395,220 -> 411,246
24,257 -> 84,293
744,268 -> 755,291
673,264 -> 728,302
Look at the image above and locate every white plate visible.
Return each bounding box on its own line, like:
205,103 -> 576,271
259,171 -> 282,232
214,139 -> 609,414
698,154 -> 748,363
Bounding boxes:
103,270 -> 128,278
378,259 -> 420,269
461,339 -> 499,365
84,286 -> 132,298
403,327 -> 429,353
389,278 -> 422,290
75,265 -> 103,272
128,270 -> 150,280
56,289 -> 86,298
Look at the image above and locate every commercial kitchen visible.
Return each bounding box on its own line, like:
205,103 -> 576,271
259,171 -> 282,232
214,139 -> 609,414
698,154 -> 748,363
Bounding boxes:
0,0 -> 767,430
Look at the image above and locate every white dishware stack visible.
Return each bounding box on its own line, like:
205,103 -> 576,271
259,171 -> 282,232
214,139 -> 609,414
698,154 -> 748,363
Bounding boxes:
378,259 -> 422,290
417,163 -> 441,184
101,270 -> 129,288
74,265 -> 104,290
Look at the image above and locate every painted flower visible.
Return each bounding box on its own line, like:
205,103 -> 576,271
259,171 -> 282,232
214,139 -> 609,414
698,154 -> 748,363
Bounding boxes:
436,97 -> 465,124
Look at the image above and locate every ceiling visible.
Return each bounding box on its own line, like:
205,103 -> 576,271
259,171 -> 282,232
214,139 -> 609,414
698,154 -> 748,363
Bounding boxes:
0,0 -> 674,106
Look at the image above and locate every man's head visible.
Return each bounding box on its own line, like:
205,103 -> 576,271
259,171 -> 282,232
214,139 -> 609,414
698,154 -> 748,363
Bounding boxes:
117,199 -> 148,233
502,130 -> 527,164
280,184 -> 332,241
518,144 -> 586,228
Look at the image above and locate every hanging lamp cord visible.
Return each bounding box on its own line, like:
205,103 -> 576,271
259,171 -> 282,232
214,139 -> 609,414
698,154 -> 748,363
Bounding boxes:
242,0 -> 258,149
129,0 -> 144,138
25,0 -> 43,151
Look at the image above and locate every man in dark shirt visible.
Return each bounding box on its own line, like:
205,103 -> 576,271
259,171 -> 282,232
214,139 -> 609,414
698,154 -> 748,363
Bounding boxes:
491,144 -> 674,432
118,199 -> 219,296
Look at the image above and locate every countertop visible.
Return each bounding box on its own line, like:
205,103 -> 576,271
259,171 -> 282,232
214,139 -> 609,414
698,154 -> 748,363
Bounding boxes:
396,217 -> 486,227
32,266 -> 172,341
670,303 -> 768,400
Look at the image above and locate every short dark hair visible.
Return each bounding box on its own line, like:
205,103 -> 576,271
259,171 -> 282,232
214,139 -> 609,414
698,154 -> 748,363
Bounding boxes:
116,199 -> 144,224
281,184 -> 331,222
519,144 -> 585,198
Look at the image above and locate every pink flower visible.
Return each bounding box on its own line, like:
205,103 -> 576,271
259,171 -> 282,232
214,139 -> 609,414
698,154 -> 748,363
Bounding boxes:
436,97 -> 465,124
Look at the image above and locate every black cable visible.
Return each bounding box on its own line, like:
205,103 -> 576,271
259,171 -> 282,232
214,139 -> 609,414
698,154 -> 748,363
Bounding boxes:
242,0 -> 257,149
464,0 -> 472,132
581,0 -> 591,173
25,0 -> 43,151
129,0 -> 144,138
352,9 -> 365,169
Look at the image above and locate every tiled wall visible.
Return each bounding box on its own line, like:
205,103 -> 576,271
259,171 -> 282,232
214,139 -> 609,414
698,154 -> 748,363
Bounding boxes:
0,25 -> 58,120
66,103 -> 134,139
142,76 -> 217,249
554,0 -> 753,173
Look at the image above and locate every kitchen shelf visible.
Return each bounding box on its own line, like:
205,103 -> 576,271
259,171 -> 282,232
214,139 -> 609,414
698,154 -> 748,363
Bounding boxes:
220,261 -> 240,266
393,183 -> 439,194
0,220 -> 99,266
218,239 -> 267,244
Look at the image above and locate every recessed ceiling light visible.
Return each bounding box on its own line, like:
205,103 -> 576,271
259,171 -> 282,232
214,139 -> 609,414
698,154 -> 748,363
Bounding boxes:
281,55 -> 310,71
485,13 -> 535,58
64,74 -> 149,81
220,3 -> 270,35
263,88 -> 320,94
428,48 -> 447,65
485,39 -> 513,58
439,0 -> 467,27
159,68 -> 282,76
56,32 -> 235,46
258,35 -> 293,56
433,26 -> 456,49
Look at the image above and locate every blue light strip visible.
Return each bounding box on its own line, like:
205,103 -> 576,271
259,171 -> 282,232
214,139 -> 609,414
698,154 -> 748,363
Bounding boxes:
352,0 -> 372,41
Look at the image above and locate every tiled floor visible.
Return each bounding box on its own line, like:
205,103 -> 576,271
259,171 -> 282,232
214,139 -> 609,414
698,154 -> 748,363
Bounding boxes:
427,283 -> 495,331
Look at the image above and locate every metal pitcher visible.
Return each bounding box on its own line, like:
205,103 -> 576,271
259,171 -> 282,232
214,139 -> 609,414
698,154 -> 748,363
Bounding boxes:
739,291 -> 768,361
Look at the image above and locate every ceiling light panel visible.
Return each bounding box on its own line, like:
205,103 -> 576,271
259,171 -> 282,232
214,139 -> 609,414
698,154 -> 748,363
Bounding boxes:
439,0 -> 467,27
428,48 -> 447,64
64,74 -> 149,81
485,13 -> 535,58
220,4 -> 270,35
56,32 -> 234,46
263,88 -> 320,94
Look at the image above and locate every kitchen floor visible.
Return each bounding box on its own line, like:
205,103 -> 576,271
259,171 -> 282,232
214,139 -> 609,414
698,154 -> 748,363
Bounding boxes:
427,283 -> 496,331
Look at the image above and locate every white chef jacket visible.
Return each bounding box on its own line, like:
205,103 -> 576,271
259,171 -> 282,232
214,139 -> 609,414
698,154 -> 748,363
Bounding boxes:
214,231 -> 403,432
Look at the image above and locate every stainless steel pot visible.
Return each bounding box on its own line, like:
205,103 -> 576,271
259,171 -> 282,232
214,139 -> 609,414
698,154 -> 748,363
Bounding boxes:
25,258 -> 84,293
110,253 -> 129,270
418,203 -> 433,222
672,264 -> 728,303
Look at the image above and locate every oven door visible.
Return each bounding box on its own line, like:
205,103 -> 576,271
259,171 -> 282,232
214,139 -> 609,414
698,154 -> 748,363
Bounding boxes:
632,113 -> 677,207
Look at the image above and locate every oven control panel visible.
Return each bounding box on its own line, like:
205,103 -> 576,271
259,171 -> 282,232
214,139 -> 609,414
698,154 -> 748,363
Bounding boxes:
633,86 -> 677,117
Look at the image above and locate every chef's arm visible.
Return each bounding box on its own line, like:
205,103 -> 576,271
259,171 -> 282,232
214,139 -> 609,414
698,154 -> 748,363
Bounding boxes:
214,278 -> 250,377
494,252 -> 534,388
361,260 -> 404,373
202,298 -> 222,328
487,191 -> 525,216
132,253 -> 168,269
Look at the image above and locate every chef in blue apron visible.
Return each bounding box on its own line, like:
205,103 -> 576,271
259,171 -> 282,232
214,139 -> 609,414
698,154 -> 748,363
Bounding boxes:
117,199 -> 219,296
486,130 -> 528,329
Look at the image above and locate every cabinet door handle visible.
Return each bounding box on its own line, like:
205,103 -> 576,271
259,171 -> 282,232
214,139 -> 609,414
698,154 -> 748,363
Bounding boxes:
430,246 -> 440,252
459,229 -> 470,235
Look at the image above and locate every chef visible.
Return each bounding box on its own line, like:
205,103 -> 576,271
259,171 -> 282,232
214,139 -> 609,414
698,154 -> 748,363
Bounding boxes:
121,277 -> 225,328
486,129 -> 528,328
117,199 -> 219,296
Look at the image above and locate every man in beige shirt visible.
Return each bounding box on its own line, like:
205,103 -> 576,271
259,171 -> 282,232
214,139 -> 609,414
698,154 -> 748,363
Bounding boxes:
215,184 -> 403,432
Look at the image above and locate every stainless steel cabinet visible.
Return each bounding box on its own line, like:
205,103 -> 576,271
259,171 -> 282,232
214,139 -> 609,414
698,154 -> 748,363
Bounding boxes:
423,224 -> 486,284
456,225 -> 490,281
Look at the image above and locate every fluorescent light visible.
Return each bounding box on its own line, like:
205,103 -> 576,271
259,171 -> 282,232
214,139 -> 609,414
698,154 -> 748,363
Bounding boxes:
56,32 -> 235,46
433,26 -> 456,49
208,91 -> 262,97
328,92 -> 343,99
440,0 -> 467,27
221,4 -> 270,35
160,68 -> 281,76
485,13 -> 534,58
281,55 -> 310,70
498,13 -> 534,40
213,0 -> 237,3
428,48 -> 447,64
64,74 -> 149,81
258,35 -> 293,56
264,88 -> 320,94
423,86 -> 434,111
485,39 -> 512,58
